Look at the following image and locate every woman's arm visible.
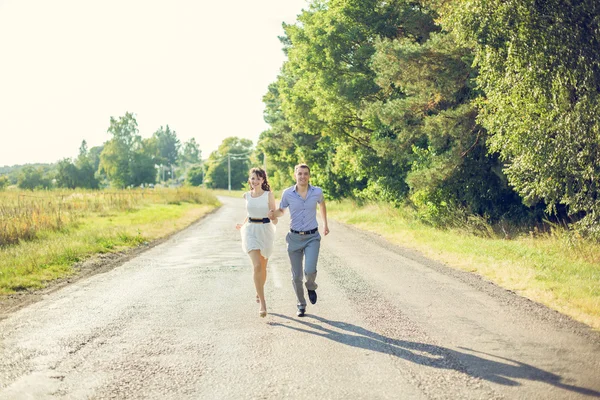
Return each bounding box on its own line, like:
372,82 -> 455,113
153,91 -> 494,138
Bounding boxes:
236,217 -> 248,230
237,191 -> 248,229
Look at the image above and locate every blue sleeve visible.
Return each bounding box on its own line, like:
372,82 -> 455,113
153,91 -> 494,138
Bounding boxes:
317,188 -> 324,203
279,189 -> 289,209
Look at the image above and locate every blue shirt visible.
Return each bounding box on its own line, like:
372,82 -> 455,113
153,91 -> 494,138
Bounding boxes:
279,184 -> 324,231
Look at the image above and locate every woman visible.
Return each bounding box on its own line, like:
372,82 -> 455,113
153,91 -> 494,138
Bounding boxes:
236,168 -> 277,317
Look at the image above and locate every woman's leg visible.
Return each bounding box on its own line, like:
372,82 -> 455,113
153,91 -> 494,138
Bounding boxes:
260,256 -> 268,287
256,257 -> 268,303
248,250 -> 267,315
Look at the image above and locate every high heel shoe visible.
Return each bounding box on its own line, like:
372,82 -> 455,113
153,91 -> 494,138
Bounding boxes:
259,309 -> 267,318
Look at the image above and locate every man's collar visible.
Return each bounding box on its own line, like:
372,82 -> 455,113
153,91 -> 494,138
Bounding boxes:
293,184 -> 312,192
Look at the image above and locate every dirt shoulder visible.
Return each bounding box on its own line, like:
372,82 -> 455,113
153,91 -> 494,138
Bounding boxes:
336,221 -> 600,344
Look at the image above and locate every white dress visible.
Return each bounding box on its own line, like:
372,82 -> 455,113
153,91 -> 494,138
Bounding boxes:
240,191 -> 276,258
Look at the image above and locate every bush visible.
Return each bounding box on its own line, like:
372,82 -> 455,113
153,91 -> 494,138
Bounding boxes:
0,175 -> 8,190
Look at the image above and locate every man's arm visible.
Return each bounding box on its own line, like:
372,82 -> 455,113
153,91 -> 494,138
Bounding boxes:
319,200 -> 329,236
270,207 -> 285,218
267,192 -> 281,223
269,190 -> 287,219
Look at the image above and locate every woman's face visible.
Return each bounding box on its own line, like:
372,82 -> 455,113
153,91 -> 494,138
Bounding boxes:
249,173 -> 264,189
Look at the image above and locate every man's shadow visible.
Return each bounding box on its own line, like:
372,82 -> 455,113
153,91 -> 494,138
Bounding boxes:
268,313 -> 600,397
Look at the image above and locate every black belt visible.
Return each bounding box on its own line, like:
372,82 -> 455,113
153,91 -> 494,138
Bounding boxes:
248,217 -> 270,224
290,228 -> 318,235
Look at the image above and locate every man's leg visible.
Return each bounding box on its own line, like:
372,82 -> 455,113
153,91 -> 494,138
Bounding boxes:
303,233 -> 321,292
286,233 -> 307,308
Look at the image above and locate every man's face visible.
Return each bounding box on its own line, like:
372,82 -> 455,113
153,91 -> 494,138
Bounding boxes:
295,167 -> 310,185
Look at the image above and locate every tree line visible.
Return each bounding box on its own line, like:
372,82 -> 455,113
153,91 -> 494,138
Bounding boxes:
0,112 -> 203,190
257,0 -> 599,238
0,111 -> 261,191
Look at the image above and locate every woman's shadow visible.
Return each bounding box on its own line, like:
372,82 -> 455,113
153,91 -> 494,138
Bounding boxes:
268,313 -> 600,397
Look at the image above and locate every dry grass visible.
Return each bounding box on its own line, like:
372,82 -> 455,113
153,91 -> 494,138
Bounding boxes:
0,187 -> 215,247
0,187 -> 219,294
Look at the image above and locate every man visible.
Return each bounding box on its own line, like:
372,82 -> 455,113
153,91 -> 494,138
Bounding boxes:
268,164 -> 329,317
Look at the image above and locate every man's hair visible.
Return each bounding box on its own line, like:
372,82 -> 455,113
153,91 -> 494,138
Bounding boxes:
294,163 -> 310,173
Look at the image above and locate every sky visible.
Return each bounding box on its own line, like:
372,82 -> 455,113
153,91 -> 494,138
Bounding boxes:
0,0 -> 307,166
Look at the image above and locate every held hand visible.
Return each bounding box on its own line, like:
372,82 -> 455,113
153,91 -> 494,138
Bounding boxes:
267,209 -> 275,219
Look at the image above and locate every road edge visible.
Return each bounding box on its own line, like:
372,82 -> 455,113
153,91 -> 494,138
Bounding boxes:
0,206 -> 221,320
331,219 -> 600,344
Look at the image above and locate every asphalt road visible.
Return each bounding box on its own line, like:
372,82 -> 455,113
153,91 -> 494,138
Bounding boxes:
1,196 -> 599,399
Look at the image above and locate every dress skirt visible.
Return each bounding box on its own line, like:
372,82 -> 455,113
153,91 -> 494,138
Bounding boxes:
241,222 -> 276,259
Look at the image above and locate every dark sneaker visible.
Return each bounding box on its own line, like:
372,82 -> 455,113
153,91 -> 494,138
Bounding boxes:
296,307 -> 306,317
308,289 -> 317,305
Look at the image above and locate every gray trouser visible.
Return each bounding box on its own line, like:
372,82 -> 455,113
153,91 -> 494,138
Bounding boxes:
286,231 -> 321,307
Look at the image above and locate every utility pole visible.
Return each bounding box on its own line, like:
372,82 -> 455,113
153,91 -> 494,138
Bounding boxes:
226,151 -> 250,191
228,154 -> 231,191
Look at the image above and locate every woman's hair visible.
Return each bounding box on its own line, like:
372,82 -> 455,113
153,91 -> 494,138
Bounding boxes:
249,167 -> 271,191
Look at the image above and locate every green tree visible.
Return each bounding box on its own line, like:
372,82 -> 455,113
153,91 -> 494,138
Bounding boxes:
204,137 -> 253,190
181,138 -> 201,165
270,0 -> 414,199
55,158 -> 79,189
185,165 -> 204,186
99,112 -> 156,188
448,0 -> 600,234
17,166 -> 52,190
0,175 -> 9,190
258,81 -> 323,191
54,142 -> 101,189
2,164 -> 50,187
74,140 -> 100,189
258,0 -> 531,224
99,137 -> 131,188
131,139 -> 157,186
150,125 -> 181,166
367,27 -> 526,221
88,145 -> 103,172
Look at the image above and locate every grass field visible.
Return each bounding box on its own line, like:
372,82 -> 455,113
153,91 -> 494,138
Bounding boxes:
0,187 -> 219,295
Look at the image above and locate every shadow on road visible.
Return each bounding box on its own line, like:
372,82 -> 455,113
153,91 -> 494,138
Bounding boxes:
269,313 -> 600,397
